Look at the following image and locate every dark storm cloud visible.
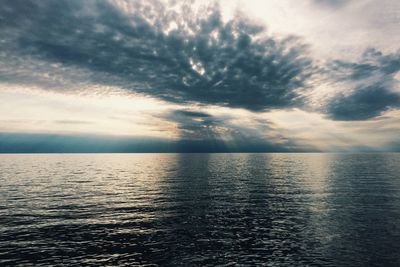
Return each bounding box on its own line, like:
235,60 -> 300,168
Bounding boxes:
0,0 -> 314,111
326,48 -> 400,120
327,84 -> 400,120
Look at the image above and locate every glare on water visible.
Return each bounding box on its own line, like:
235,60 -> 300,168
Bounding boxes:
1,153 -> 400,266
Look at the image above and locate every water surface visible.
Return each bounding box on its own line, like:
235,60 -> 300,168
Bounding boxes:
1,153 -> 400,266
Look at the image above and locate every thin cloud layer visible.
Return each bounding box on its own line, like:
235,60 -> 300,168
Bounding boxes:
0,0 -> 315,111
312,0 -> 349,8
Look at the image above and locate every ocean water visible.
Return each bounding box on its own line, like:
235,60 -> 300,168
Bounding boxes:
1,153 -> 400,266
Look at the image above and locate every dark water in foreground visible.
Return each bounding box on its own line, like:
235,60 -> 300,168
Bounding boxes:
1,153 -> 400,266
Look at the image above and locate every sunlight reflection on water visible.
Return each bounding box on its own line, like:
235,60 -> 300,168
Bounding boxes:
1,153 -> 400,266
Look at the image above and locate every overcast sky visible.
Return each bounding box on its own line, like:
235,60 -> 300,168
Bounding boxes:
1,0 -> 400,152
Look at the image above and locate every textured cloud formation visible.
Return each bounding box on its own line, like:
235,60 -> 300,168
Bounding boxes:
327,84 -> 400,120
0,0 -> 315,111
326,49 -> 400,120
3,0 -> 398,122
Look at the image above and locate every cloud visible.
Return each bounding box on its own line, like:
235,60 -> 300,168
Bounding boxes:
163,109 -> 225,140
2,0 -> 399,143
54,120 -> 94,125
325,48 -> 400,120
161,108 -> 316,151
327,83 -> 400,120
0,0 -> 315,111
312,0 -> 349,8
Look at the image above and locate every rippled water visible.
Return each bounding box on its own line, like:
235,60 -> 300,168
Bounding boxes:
1,153 -> 400,266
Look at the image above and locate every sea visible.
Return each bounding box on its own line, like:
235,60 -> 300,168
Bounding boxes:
1,153 -> 400,266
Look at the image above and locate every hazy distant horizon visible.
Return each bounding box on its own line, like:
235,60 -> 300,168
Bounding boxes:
1,132 -> 400,153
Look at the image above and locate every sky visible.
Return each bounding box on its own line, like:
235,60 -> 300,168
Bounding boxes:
1,0 -> 400,152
